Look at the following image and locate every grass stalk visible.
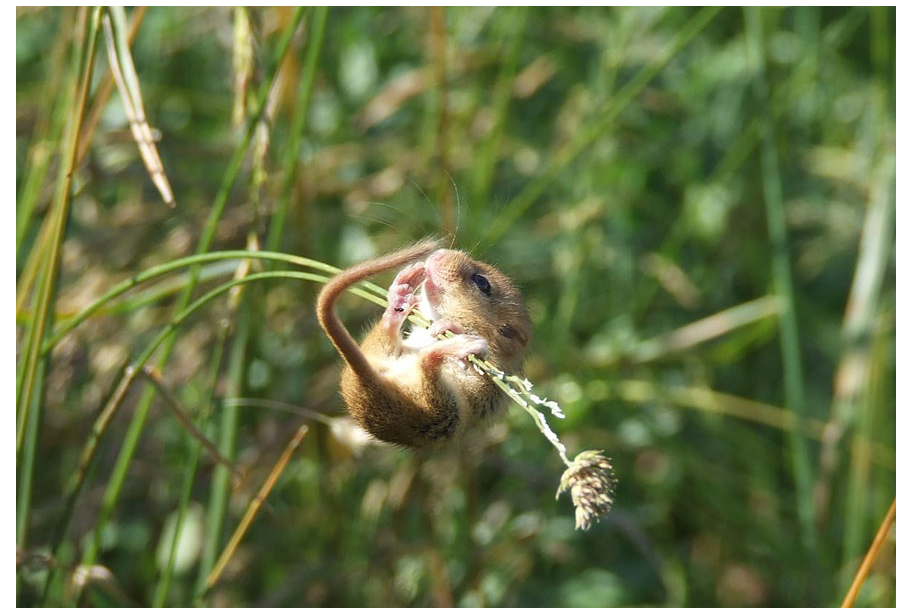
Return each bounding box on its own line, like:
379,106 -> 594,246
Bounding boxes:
193,238 -> 260,599
15,12 -> 72,256
195,297 -> 251,595
744,5 -> 816,556
199,425 -> 310,599
630,296 -> 782,363
16,218 -> 53,316
471,6 -> 529,207
426,7 -> 455,236
69,6 -> 307,579
840,320 -> 886,585
75,6 -> 148,164
102,6 -> 175,207
612,379 -> 893,468
483,6 -> 721,244
151,313 -> 234,608
16,359 -> 45,548
140,366 -> 242,481
17,6 -> 102,453
48,259 -> 241,321
839,497 -> 895,608
817,157 -> 894,525
41,250 -> 353,355
267,6 -> 328,256
40,14 -> 308,605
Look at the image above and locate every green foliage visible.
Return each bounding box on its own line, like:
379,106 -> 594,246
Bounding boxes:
16,7 -> 894,608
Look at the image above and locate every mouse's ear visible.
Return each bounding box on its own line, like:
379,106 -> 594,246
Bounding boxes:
499,324 -> 528,347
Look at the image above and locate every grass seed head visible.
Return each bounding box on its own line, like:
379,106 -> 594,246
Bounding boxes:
556,450 -> 617,530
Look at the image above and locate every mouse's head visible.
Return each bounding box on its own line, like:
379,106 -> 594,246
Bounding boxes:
420,249 -> 531,368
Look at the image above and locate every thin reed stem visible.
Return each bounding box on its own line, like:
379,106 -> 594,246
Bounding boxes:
15,13 -> 72,256
103,6 -> 175,207
471,7 -> 529,207
41,249 -> 380,355
195,291 -> 251,594
268,6 -> 328,256
200,425 -> 310,598
744,6 -> 817,557
27,10 -> 103,604
140,366 -> 242,482
151,313 -> 234,608
18,6 -> 102,453
75,6 -> 147,164
839,497 -> 895,608
16,359 -> 45,547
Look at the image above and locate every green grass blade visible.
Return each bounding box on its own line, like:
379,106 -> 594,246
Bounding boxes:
16,358 -> 45,548
267,6 -> 328,256
44,11 -> 308,605
195,295 -> 251,595
47,270 -> 329,591
17,6 -> 102,453
103,6 -> 176,207
483,6 -> 721,244
743,5 -> 817,558
15,13 -> 72,256
151,305 -> 234,608
471,6 -> 529,207
41,249 -> 382,356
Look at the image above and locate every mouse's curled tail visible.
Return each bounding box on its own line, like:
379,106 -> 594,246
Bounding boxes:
316,238 -> 439,380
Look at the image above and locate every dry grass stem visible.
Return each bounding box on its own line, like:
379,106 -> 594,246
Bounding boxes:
140,366 -> 242,483
631,295 -> 782,363
102,8 -> 175,207
839,496 -> 895,608
76,6 -> 147,163
203,424 -> 309,594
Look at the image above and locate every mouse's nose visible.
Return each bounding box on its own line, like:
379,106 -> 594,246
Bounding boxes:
428,249 -> 449,264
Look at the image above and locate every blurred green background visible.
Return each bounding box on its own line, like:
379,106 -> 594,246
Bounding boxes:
16,6 -> 895,607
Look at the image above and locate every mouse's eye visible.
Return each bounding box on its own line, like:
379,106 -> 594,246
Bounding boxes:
471,273 -> 491,296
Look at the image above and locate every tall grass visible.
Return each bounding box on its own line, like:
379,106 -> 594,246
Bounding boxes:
744,5 -> 817,561
16,7 -> 895,607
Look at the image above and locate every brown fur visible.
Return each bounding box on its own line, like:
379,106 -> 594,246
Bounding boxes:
316,242 -> 531,448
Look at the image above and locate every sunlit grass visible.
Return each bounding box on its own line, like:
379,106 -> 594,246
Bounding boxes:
16,7 -> 894,607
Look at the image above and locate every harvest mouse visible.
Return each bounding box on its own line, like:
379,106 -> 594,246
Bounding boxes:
316,239 -> 532,448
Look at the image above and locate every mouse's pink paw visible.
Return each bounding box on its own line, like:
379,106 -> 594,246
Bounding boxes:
387,283 -> 417,315
422,334 -> 489,368
449,335 -> 489,360
391,262 -> 426,292
382,282 -> 419,340
428,319 -> 463,338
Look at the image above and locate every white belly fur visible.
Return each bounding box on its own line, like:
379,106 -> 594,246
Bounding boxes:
371,334 -> 472,431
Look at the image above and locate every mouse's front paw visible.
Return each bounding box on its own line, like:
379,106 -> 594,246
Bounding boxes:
382,283 -> 418,339
421,334 -> 489,369
428,319 -> 463,338
448,334 -> 490,361
387,283 -> 417,315
392,262 -> 426,292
